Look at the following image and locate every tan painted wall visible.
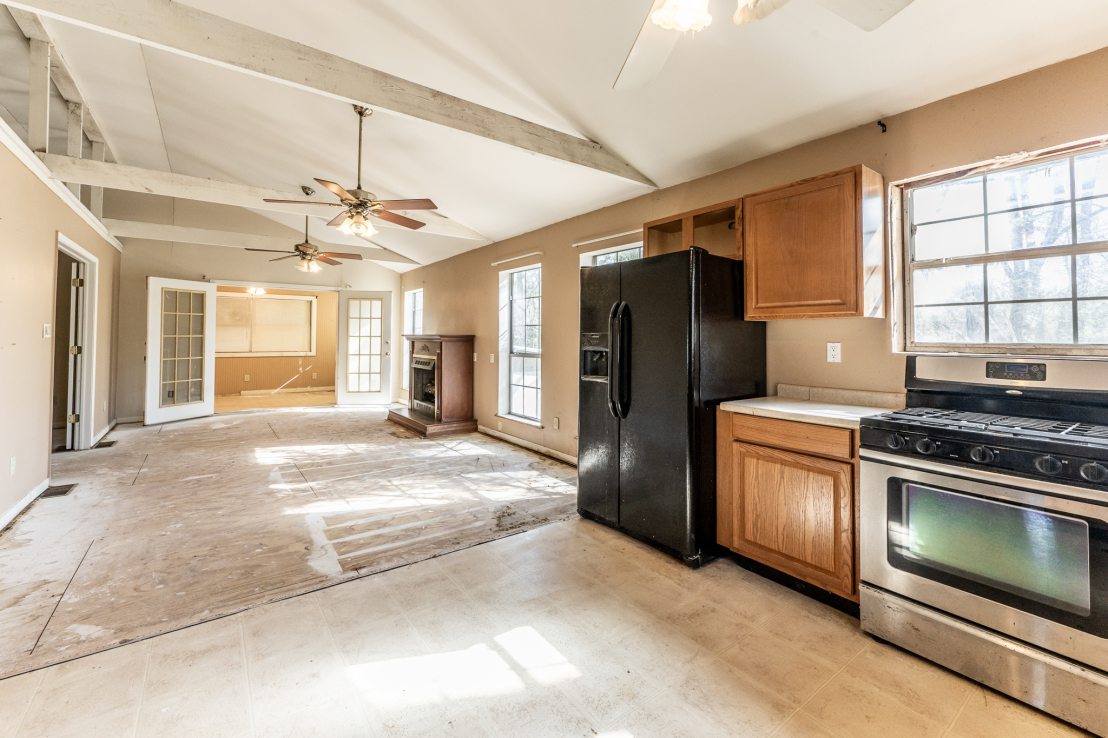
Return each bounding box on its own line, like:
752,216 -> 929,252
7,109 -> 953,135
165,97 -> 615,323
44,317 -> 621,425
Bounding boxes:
0,142 -> 120,520
107,193 -> 403,421
401,46 -> 1108,459
214,286 -> 337,396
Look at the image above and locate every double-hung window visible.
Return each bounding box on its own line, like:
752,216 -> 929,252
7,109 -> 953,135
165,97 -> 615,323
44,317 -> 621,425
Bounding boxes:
904,147 -> 1108,355
402,289 -> 423,390
508,267 -> 541,420
592,245 -> 642,266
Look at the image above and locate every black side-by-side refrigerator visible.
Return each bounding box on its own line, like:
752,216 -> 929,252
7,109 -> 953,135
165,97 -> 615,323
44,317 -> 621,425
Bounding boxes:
577,247 -> 766,566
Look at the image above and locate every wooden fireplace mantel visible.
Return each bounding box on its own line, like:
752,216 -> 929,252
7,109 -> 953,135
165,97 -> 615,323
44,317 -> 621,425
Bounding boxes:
387,334 -> 478,438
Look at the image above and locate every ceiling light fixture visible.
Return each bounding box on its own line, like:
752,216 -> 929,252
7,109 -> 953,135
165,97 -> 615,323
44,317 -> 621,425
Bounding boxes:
339,212 -> 378,237
295,258 -> 322,273
247,286 -> 267,295
734,0 -> 790,25
652,0 -> 712,32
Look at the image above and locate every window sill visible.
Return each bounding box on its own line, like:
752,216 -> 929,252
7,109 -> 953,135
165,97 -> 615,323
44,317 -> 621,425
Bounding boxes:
497,414 -> 543,429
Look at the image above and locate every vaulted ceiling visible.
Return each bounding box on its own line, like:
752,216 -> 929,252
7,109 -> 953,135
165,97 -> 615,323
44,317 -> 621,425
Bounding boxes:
3,0 -> 1108,271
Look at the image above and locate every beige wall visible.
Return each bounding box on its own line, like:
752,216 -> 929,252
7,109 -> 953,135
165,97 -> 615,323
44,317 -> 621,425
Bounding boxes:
107,193 -> 403,421
0,141 -> 121,520
214,287 -> 337,396
401,46 -> 1108,459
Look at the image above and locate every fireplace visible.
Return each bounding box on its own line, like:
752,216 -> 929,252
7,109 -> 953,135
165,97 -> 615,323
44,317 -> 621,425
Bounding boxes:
387,334 -> 477,438
410,354 -> 437,417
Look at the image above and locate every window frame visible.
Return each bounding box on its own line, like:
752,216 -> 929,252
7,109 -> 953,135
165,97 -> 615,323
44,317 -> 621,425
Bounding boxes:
579,240 -> 643,268
895,135 -> 1108,357
215,293 -> 317,358
507,266 -> 542,421
402,288 -> 424,391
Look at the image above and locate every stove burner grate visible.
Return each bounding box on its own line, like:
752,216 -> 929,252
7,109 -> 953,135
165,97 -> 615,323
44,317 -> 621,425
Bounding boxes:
886,408 -> 1108,446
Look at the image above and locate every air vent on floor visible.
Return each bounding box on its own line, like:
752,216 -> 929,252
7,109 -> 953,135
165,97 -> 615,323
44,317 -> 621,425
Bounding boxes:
42,484 -> 77,498
94,440 -> 117,449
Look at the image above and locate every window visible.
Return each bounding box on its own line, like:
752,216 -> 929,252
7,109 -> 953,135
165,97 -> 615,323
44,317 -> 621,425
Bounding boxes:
215,294 -> 316,357
347,298 -> 383,392
592,245 -> 642,266
402,289 -> 423,390
904,148 -> 1108,354
506,266 -> 541,421
160,288 -> 205,407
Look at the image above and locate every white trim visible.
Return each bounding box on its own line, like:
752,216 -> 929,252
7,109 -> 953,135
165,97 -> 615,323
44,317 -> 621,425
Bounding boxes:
57,232 -> 98,450
571,229 -> 641,248
478,426 -> 576,466
0,113 -> 122,251
0,478 -> 50,531
491,252 -> 543,267
496,414 -> 543,429
210,279 -> 340,292
145,277 -> 217,424
93,419 -> 116,446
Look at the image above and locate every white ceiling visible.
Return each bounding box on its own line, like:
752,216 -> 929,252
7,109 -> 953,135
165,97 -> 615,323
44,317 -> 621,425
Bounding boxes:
6,0 -> 1108,271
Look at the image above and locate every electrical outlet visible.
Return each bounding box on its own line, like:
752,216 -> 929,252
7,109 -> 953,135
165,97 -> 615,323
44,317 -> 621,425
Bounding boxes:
473,353 -> 477,362
43,323 -> 51,338
244,374 -> 250,382
490,354 -> 495,363
827,343 -> 842,363
497,420 -> 502,431
553,417 -> 560,430
9,457 -> 15,477
312,373 -> 317,380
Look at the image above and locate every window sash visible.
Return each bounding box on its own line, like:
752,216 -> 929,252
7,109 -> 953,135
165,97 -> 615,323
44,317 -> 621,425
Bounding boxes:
507,268 -> 540,419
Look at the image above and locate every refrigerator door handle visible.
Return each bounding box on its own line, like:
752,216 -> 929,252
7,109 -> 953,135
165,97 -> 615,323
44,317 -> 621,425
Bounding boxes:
611,301 -> 630,419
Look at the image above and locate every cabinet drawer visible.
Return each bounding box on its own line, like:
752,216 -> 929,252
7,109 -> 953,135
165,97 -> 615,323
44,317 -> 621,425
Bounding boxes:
731,413 -> 854,461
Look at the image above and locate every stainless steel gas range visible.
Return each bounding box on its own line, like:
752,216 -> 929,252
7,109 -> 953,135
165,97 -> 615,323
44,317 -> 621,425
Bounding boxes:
859,356 -> 1108,735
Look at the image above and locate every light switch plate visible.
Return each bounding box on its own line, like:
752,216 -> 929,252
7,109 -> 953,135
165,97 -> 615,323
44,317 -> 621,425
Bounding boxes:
244,374 -> 250,381
9,457 -> 15,477
553,417 -> 559,429
497,420 -> 502,431
827,343 -> 842,363
43,324 -> 51,338
490,354 -> 495,363
312,373 -> 317,379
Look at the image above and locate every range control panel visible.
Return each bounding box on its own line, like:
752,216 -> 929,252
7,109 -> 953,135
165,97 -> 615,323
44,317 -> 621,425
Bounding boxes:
985,361 -> 1046,382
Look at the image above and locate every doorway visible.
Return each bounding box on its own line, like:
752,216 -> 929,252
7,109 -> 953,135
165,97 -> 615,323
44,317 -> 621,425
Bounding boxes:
51,234 -> 98,450
213,286 -> 338,413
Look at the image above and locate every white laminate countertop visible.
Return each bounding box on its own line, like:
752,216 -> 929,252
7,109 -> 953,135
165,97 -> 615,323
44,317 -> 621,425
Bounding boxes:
718,397 -> 893,429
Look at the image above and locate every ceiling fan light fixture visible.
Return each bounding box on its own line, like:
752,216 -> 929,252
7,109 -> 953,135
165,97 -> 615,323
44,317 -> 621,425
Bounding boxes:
341,212 -> 377,237
734,0 -> 790,25
247,286 -> 266,295
295,258 -> 322,273
652,0 -> 712,32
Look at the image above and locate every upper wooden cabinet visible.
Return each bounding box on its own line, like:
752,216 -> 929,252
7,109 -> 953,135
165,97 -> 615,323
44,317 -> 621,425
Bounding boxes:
743,165 -> 885,320
643,200 -> 741,260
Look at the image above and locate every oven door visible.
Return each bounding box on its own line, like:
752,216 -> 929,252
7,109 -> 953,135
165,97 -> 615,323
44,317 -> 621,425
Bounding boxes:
861,449 -> 1108,672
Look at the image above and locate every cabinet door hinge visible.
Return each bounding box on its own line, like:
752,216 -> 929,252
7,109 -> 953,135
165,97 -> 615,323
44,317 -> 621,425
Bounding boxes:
69,345 -> 82,355
72,278 -> 84,287
67,414 -> 80,423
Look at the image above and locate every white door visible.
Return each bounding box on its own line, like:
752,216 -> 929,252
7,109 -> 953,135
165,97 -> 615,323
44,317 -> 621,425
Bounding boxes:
337,291 -> 392,405
144,277 -> 217,424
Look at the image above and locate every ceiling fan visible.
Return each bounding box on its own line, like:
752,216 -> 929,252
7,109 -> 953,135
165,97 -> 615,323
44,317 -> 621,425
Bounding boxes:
245,217 -> 364,273
615,0 -> 917,90
262,105 -> 438,238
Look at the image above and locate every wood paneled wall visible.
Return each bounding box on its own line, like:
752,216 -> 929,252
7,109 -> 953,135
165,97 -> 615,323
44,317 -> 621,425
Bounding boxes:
214,287 -> 336,396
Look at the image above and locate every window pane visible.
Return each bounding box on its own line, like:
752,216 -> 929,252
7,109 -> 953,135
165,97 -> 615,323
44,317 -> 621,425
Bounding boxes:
914,305 -> 985,343
987,160 -> 1071,211
526,269 -> 541,297
371,300 -> 382,319
414,292 -> 422,310
913,177 -> 984,223
177,358 -> 188,379
162,360 -> 174,382
190,358 -> 203,380
1077,197 -> 1108,244
370,337 -> 381,355
511,356 -> 523,386
617,247 -> 643,262
359,337 -> 371,355
913,264 -> 984,305
163,290 -> 176,313
369,375 -> 381,392
1076,150 -> 1108,199
348,356 -> 358,373
526,326 -> 541,354
512,300 -> 525,329
349,337 -> 359,355
913,218 -> 985,261
1077,253 -> 1108,297
359,356 -> 370,373
350,300 -> 361,318
525,297 -> 540,325
512,326 -> 525,354
191,292 -> 204,313
512,272 -> 526,297
162,337 -> 174,359
1078,300 -> 1108,343
189,380 -> 203,403
190,337 -> 203,357
524,387 -> 538,419
595,253 -> 615,266
177,314 -> 190,336
510,385 -> 524,416
177,337 -> 190,357
523,357 -> 537,388
987,257 -> 1072,301
989,301 -> 1073,343
177,292 -> 191,313
191,314 -> 204,336
370,355 -> 380,373
987,203 -> 1072,252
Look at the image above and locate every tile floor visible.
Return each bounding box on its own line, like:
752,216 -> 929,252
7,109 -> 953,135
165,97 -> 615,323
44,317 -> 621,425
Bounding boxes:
0,517 -> 1089,738
0,407 -> 576,676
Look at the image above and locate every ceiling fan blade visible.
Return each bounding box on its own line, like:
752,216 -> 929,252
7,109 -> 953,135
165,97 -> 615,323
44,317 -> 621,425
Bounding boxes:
261,199 -> 343,206
812,0 -> 915,31
613,0 -> 679,91
314,178 -> 358,202
270,255 -> 300,262
375,199 -> 437,211
317,252 -> 363,261
245,248 -> 295,253
316,256 -> 341,266
326,210 -> 352,227
372,210 -> 426,230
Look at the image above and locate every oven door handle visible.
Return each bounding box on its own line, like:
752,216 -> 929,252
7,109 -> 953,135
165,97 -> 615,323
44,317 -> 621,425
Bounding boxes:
860,448 -> 1108,505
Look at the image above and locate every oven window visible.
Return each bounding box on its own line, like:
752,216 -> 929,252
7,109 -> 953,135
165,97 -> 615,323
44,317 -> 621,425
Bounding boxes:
901,483 -> 1092,616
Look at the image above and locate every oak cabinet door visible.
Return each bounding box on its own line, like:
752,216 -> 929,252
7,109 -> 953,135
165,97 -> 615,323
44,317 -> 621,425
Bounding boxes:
731,442 -> 855,599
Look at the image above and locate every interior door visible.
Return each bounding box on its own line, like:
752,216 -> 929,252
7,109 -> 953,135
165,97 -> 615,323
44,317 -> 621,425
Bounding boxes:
144,277 -> 217,424
337,291 -> 393,405
65,260 -> 83,449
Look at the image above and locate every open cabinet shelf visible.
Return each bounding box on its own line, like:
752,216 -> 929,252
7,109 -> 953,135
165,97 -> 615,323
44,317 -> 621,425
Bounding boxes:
643,199 -> 742,260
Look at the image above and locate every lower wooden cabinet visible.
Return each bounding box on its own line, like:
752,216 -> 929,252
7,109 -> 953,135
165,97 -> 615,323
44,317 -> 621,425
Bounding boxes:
717,412 -> 859,601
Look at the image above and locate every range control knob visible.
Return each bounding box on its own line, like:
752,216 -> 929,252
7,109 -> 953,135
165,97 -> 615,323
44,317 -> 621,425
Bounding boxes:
969,446 -> 996,464
886,434 -> 908,450
1034,455 -> 1064,476
1080,463 -> 1108,483
915,438 -> 938,455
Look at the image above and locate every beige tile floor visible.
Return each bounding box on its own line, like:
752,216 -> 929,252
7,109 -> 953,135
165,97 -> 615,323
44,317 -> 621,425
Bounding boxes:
0,407 -> 576,676
0,517 -> 1089,738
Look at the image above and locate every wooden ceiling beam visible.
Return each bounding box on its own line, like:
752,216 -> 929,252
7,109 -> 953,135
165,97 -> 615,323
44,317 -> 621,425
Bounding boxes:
40,153 -> 491,243
5,0 -> 656,187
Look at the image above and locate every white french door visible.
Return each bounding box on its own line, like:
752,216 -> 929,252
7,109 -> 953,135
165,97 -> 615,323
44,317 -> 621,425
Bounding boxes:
337,291 -> 392,405
144,277 -> 217,424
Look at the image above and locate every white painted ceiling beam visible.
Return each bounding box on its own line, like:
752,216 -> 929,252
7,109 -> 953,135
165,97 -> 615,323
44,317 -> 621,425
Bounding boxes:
39,153 -> 490,242
102,219 -> 419,265
26,38 -> 49,152
4,0 -> 656,188
9,8 -> 112,148
65,100 -> 81,197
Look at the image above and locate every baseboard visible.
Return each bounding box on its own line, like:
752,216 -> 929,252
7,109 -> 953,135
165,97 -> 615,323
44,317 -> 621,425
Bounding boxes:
478,426 -> 577,466
238,386 -> 336,397
116,416 -> 143,424
93,419 -> 117,446
0,478 -> 49,531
